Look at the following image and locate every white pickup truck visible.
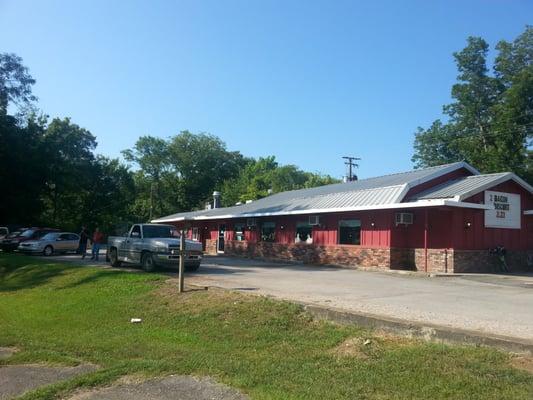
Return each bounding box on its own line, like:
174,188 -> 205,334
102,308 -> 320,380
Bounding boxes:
107,224 -> 203,272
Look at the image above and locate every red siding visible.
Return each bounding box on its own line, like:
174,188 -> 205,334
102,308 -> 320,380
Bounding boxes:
243,212 -> 393,248
163,176 -> 533,253
452,180 -> 533,250
390,208 -> 454,249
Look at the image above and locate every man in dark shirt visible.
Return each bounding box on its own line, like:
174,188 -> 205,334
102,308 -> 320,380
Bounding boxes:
78,226 -> 89,259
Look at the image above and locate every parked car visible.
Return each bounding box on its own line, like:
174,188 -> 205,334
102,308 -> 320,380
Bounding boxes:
18,232 -> 80,256
0,225 -> 26,240
107,224 -> 203,271
0,227 -> 58,252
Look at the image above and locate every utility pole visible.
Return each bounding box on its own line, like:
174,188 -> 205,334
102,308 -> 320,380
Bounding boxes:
342,156 -> 361,182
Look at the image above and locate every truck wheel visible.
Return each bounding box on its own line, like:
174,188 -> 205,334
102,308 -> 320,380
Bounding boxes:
141,252 -> 156,272
43,245 -> 54,256
109,248 -> 122,267
185,263 -> 200,272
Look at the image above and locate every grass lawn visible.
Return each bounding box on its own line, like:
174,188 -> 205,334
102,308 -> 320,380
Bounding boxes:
0,253 -> 532,400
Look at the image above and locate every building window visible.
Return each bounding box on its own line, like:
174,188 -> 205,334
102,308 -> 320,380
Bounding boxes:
234,223 -> 245,241
295,222 -> 313,244
338,219 -> 361,245
261,222 -> 276,242
192,227 -> 199,241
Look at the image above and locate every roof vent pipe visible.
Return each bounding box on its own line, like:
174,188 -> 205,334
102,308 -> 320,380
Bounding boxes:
213,191 -> 221,209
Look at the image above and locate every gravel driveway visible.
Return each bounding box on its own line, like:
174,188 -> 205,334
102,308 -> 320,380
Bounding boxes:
187,257 -> 533,341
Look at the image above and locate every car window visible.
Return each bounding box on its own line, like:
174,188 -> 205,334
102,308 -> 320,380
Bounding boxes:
35,230 -> 53,239
20,229 -> 36,238
59,234 -> 70,240
42,233 -> 59,241
68,234 -> 79,240
130,225 -> 141,238
143,225 -> 177,238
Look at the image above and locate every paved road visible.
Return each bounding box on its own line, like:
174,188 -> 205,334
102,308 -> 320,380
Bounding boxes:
188,257 -> 533,341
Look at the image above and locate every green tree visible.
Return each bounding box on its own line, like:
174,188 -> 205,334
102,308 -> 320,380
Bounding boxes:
123,131 -> 246,220
123,136 -> 177,220
0,113 -> 48,224
82,156 -> 136,234
0,54 -> 42,223
38,118 -> 97,228
412,26 -> 533,182
0,54 -> 135,232
221,156 -> 339,206
167,131 -> 246,210
0,53 -> 36,115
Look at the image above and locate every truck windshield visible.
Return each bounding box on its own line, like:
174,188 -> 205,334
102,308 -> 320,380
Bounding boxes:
143,225 -> 179,239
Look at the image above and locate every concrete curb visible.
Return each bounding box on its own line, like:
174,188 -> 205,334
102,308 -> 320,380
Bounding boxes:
191,282 -> 533,355
301,302 -> 533,355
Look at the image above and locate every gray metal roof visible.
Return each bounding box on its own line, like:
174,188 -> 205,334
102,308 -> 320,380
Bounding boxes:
152,162 -> 479,222
410,172 -> 533,201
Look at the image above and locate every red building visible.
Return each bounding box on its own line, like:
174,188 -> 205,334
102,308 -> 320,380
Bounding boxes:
153,162 -> 533,273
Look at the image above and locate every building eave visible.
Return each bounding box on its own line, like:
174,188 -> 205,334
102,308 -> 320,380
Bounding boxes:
396,161 -> 479,203
457,173 -> 533,201
151,199 -> 490,223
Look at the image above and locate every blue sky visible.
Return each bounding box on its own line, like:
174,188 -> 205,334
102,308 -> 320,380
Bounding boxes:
1,0 -> 531,179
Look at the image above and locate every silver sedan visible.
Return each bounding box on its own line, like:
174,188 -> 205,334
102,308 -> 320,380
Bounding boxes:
18,232 -> 80,256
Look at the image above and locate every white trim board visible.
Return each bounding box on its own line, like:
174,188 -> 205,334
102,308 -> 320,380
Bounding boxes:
151,199 -> 490,223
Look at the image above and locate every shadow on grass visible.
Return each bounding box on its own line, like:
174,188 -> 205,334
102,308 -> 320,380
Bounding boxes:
0,262 -> 71,292
0,253 -> 130,292
56,270 -> 126,289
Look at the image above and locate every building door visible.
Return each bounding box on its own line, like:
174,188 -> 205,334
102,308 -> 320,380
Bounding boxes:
218,224 -> 226,253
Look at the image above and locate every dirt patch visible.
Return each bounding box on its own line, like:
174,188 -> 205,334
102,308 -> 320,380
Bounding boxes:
0,363 -> 98,400
67,374 -> 248,400
373,331 -> 417,347
153,279 -> 256,314
0,347 -> 17,360
510,356 -> 533,374
331,337 -> 370,359
332,333 -> 414,360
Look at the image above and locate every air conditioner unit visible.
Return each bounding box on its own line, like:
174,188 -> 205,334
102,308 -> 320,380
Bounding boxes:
395,212 -> 413,226
308,215 -> 320,226
246,218 -> 257,227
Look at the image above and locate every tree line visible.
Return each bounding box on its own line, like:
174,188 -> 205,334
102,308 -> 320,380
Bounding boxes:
1,26 -> 531,233
0,54 -> 336,233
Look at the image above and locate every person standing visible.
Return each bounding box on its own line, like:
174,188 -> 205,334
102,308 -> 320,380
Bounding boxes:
78,226 -> 89,259
91,227 -> 104,261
